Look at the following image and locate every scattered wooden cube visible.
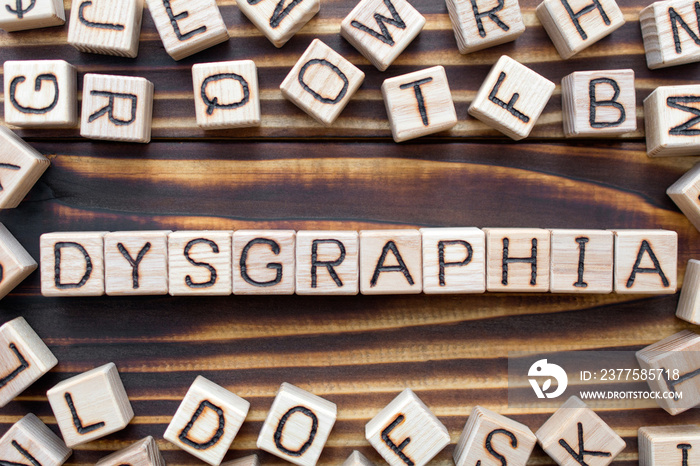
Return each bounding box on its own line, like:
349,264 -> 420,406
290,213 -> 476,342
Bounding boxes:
641,0 -> 700,69
359,230 -> 422,294
296,230 -> 359,295
550,229 -> 613,293
192,60 -> 261,129
281,39 -> 365,126
639,425 -> 700,466
677,259 -> 700,324
454,406 -> 536,466
561,69 -> 637,137
257,382 -> 337,466
668,163 -> 700,231
233,230 -> 296,295
80,74 -> 154,143
67,0 -> 144,57
341,0 -> 425,71
446,0 -> 525,54
645,85 -> 700,156
96,436 -> 165,466
46,362 -> 134,447
0,317 -> 57,408
104,230 -> 170,296
0,223 -> 38,299
468,56 -> 555,140
420,227 -> 485,294
366,388 -> 450,466
146,0 -> 229,60
222,455 -> 259,466
536,0 -> 625,59
342,451 -> 374,466
484,228 -> 550,292
0,126 -> 50,209
612,229 -> 677,294
382,66 -> 457,142
236,0 -> 319,48
0,0 -> 65,32
40,231 -> 108,297
168,231 -> 233,296
0,414 -> 71,466
636,330 -> 700,415
164,376 -> 250,466
536,396 -> 626,466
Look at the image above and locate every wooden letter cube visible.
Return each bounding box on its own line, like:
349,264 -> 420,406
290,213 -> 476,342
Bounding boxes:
536,396 -> 626,466
192,60 -> 261,129
645,85 -> 700,157
0,224 -> 37,299
612,229 -> 677,294
0,317 -> 57,407
382,66 -> 457,142
40,232 -> 107,297
295,230 -> 359,295
281,39 -> 365,126
0,127 -> 50,209
105,231 -> 170,296
359,230 -> 422,294
420,227 -> 485,294
641,0 -> 700,69
639,425 -> 700,466
233,230 -> 295,295
0,414 -> 71,466
549,229 -> 613,293
677,259 -> 700,324
536,0 -> 625,59
668,163 -> 700,231
146,0 -> 229,60
0,0 -> 64,32
485,228 -> 550,292
256,382 -> 337,466
221,455 -> 259,466
4,60 -> 77,128
168,231 -> 233,296
454,406 -> 536,466
164,376 -> 250,466
47,362 -> 134,447
365,388 -> 450,466
96,436 -> 165,466
236,0 -> 319,48
468,56 -> 555,140
446,0 -> 525,54
341,0 -> 425,71
561,69 -> 636,137
342,451 -> 374,466
636,330 -> 700,415
80,74 -> 154,143
67,0 -> 144,57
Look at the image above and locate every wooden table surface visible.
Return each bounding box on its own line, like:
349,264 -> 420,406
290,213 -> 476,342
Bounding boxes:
1,0 -> 699,464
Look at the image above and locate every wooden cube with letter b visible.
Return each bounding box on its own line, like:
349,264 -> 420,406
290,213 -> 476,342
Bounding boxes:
639,425 -> 700,465
550,229 -> 613,293
0,127 -> 50,209
105,231 -> 170,296
40,232 -> 108,297
0,414 -> 71,466
236,0 -> 319,48
168,231 -> 232,296
485,228 -> 550,292
360,230 -> 422,294
645,85 -> 700,156
446,0 -> 525,54
67,0 -> 144,57
0,0 -> 64,32
641,0 -> 700,69
612,229 -> 677,294
296,231 -> 359,295
96,437 -> 165,466
233,230 -> 295,295
0,224 -> 37,300
420,227 -> 485,294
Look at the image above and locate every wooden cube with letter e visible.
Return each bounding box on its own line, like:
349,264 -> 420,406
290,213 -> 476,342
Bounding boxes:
360,230 -> 422,294
168,231 -> 233,296
40,231 -> 108,297
0,0 -> 64,31
645,85 -> 700,156
485,228 -> 550,292
67,0 -> 144,57
0,127 -> 50,209
641,0 -> 700,69
296,230 -> 359,295
0,414 -> 71,466
96,437 -> 165,466
446,0 -> 525,53
639,425 -> 700,465
0,224 -> 38,299
236,0 -> 319,48
233,230 -> 296,295
612,229 -> 677,294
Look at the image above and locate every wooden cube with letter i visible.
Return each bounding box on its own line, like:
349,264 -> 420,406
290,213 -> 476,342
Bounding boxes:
550,229 -> 613,293
645,85 -> 700,156
0,414 -> 71,466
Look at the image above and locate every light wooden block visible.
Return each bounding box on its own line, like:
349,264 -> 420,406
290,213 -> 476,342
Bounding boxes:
639,425 -> 700,466
420,227 -> 485,294
232,230 -> 295,295
468,56 -> 555,140
0,317 -> 57,408
236,0 -> 319,48
536,0 -> 625,59
535,396 -> 625,466
256,382 -> 337,466
485,228 -> 550,292
80,74 -> 154,143
104,230 -> 170,296
561,69 -> 636,137
0,127 -> 50,209
359,230 -> 422,295
281,39 -> 365,126
342,451 -> 374,466
636,330 -> 700,415
0,414 -> 71,466
96,436 -> 165,466
0,224 -> 37,301
0,0 -> 64,32
192,60 -> 261,129
549,229 -> 613,294
340,0 -> 425,71
641,0 -> 700,69
168,231 -> 233,296
446,0 -> 525,54
67,0 -> 144,57
612,229 -> 677,294
3,60 -> 77,128
645,85 -> 700,157
295,230 -> 359,295
164,376 -> 250,466
221,455 -> 259,466
47,362 -> 134,448
366,388 -> 450,466
382,66 -> 457,142
146,0 -> 229,60
454,406 -> 536,466
668,163 -> 700,231
40,231 -> 107,297
677,259 -> 700,324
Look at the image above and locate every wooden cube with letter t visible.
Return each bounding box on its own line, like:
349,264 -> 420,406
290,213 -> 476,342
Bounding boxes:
0,224 -> 37,299
296,230 -> 359,295
105,231 -> 170,296
236,0 -> 319,48
645,85 -> 700,157
359,230 -> 422,294
446,0 -> 525,54
0,0 -> 64,32
612,229 -> 677,294
40,232 -> 108,297
639,425 -> 700,465
641,0 -> 700,69
96,437 -> 165,466
0,414 -> 71,466
420,227 -> 485,294
168,231 -> 233,296
484,228 -> 550,292
233,230 -> 295,295
67,0 -> 144,57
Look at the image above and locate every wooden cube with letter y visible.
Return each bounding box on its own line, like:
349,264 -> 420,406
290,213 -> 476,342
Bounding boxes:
105,231 -> 170,296
645,85 -> 700,156
641,0 -> 700,69
96,437 -> 165,466
360,230 -> 422,294
446,0 -> 525,54
0,414 -> 71,466
67,0 -> 144,57
639,425 -> 700,465
40,232 -> 108,297
236,0 -> 319,48
612,229 -> 677,294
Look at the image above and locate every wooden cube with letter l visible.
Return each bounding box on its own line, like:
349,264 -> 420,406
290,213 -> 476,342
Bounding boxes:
0,414 -> 71,466
67,0 -> 144,57
641,0 -> 700,69
168,231 -> 233,296
236,0 -> 319,48
0,127 -> 50,209
446,0 -> 525,54
359,230 -> 422,294
233,230 -> 296,295
40,232 -> 108,297
639,425 -> 700,465
105,231 -> 170,296
645,85 -> 700,156
612,229 -> 677,294
96,437 -> 165,466
420,227 -> 485,294
296,230 -> 359,295
0,0 -> 64,32
484,228 -> 551,292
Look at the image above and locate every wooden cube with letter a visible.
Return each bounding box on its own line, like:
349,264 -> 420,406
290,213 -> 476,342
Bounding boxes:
296,230 -> 359,295
105,231 -> 170,296
668,163 -> 700,231
612,229 -> 677,294
485,228 -> 550,292
40,231 -> 108,297
641,0 -> 700,69
421,227 -> 485,294
164,376 -> 250,466
550,229 -> 613,293
360,230 -> 422,294
0,414 -> 71,466
68,0 -> 144,57
233,230 -> 295,295
676,259 -> 700,324
0,127 -> 50,209
468,56 -> 555,140
0,0 -> 64,32
446,0 -> 525,54
257,382 -> 337,466
639,425 -> 700,466
237,0 -> 319,48
366,388 -> 450,466
168,231 -> 233,296
0,224 -> 37,300
645,85 -> 700,156
96,437 -> 165,466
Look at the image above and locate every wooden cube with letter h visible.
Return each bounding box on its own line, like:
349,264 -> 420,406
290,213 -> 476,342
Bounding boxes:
446,0 -> 525,54
168,231 -> 233,296
96,437 -> 165,466
421,227 -> 485,294
641,0 -> 700,69
296,231 -> 359,295
237,0 -> 319,48
668,163 -> 700,232
233,230 -> 296,295
613,229 -> 677,294
485,228 -> 550,292
105,231 -> 170,296
40,232 -> 108,297
0,414 -> 71,466
0,0 -> 64,32
639,425 -> 700,465
0,127 -> 50,209
360,230 -> 422,294
68,0 -> 144,57
645,85 -> 700,156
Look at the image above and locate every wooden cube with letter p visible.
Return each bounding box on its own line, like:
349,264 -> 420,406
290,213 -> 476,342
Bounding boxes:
67,0 -> 144,57
96,436 -> 165,466
612,229 -> 677,294
641,0 -> 700,69
0,127 -> 50,209
40,232 -> 107,297
236,0 -> 319,48
360,230 -> 422,294
485,228 -> 550,292
296,230 -> 359,295
446,0 -> 525,54
0,224 -> 37,299
420,227 -> 485,294
639,425 -> 700,465
0,414 -> 71,466
233,230 -> 295,295
0,0 -> 64,32
105,230 -> 170,296
645,85 -> 700,157
168,231 -> 233,296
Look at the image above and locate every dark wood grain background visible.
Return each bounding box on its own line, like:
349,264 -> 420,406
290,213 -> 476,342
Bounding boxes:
1,0 -> 699,464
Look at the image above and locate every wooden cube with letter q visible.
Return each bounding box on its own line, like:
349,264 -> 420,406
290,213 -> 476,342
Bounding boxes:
641,0 -> 700,69
612,229 -> 677,294
645,85 -> 700,156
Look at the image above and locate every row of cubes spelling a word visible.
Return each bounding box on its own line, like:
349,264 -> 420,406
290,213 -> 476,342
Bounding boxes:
37,228 -> 678,297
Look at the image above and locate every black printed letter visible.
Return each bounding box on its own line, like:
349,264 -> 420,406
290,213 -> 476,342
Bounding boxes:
88,91 -> 137,126
489,72 -> 529,122
178,400 -> 225,450
240,238 -> 283,287
201,73 -> 250,116
311,239 -> 345,288
350,0 -> 405,45
298,59 -> 349,104
0,344 -> 29,389
501,237 -> 537,286
54,242 -> 92,289
274,406 -> 318,456
438,240 -> 472,287
400,78 -> 433,126
65,392 -> 105,435
117,242 -> 151,289
381,414 -> 413,466
669,3 -> 700,54
626,240 -> 670,288
184,239 -> 219,289
78,1 -> 125,30
370,241 -> 415,287
471,0 -> 509,37
589,78 -> 625,128
560,0 -> 611,40
574,237 -> 589,288
667,96 -> 700,135
162,0 -> 206,40
9,74 -> 59,115
558,422 -> 610,465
